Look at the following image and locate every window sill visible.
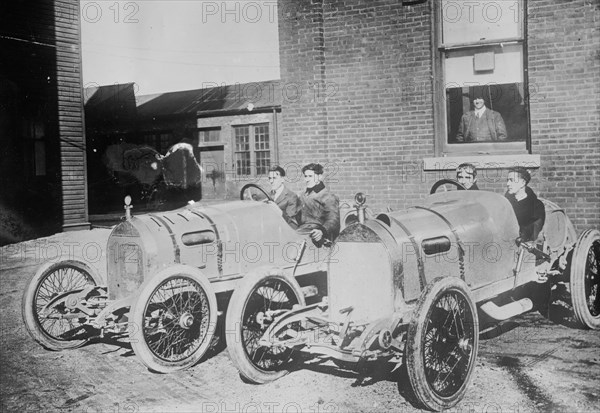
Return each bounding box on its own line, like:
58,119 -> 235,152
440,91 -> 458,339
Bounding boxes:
423,154 -> 540,171
198,142 -> 225,148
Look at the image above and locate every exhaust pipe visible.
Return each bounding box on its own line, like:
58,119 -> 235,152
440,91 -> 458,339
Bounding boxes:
480,298 -> 533,321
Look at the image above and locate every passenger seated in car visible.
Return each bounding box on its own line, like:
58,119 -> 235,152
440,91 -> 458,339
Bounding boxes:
456,163 -> 479,190
505,167 -> 545,242
299,163 -> 340,246
268,165 -> 301,229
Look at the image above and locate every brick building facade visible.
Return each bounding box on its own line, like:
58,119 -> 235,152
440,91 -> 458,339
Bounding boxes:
277,0 -> 599,233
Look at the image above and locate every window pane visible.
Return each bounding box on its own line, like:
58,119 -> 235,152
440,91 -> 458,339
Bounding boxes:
235,152 -> 251,176
142,134 -> 157,147
254,124 -> 270,151
198,128 -> 221,143
234,126 -> 250,151
445,44 -> 524,85
441,0 -> 523,45
234,126 -> 250,176
160,133 -> 172,153
446,83 -> 527,144
208,129 -> 220,142
255,151 -> 270,176
444,44 -> 528,144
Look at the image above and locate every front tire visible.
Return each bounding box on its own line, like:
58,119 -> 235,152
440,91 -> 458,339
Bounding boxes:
226,268 -> 305,384
570,229 -> 600,329
406,277 -> 479,411
22,260 -> 102,351
129,266 -> 218,373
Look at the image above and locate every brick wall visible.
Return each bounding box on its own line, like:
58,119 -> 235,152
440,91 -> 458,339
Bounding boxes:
278,0 -> 329,173
279,0 -> 439,204
527,0 -> 600,231
278,0 -> 599,233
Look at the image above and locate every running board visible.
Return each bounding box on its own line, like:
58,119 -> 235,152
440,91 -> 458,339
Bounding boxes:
480,298 -> 533,321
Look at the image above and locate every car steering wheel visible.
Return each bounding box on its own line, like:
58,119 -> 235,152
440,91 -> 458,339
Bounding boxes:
240,183 -> 273,201
430,179 -> 467,194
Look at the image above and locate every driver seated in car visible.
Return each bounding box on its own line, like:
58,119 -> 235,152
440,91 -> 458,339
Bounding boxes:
456,163 -> 479,190
505,166 -> 545,242
268,165 -> 301,229
298,163 -> 340,246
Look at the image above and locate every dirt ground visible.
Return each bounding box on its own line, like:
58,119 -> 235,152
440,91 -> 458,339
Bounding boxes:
1,229 -> 599,413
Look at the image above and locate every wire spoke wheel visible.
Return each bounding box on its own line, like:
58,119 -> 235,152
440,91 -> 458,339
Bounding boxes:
407,277 -> 478,411
583,241 -> 600,317
422,292 -> 475,397
142,277 -> 211,361
22,261 -> 101,350
129,267 -> 217,373
570,229 -> 600,329
241,280 -> 299,371
226,269 -> 305,384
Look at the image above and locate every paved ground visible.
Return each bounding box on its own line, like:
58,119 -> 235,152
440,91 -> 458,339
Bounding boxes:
1,229 -> 599,413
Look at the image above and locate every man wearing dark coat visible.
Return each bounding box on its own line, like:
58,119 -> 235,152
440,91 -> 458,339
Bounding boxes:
456,94 -> 507,142
505,167 -> 545,242
268,165 -> 300,228
298,163 -> 340,245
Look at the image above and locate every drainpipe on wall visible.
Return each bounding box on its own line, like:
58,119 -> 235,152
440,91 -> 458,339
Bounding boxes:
272,108 -> 279,164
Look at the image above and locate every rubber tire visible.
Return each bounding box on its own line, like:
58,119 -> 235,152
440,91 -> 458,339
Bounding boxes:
22,260 -> 102,351
406,277 -> 479,411
570,229 -> 600,329
129,265 -> 218,373
226,268 -> 305,384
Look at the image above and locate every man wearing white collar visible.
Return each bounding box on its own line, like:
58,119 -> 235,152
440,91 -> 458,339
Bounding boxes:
456,92 -> 507,142
268,165 -> 300,228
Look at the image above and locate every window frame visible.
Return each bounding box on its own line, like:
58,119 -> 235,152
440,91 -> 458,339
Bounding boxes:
432,0 -> 531,157
197,127 -> 222,147
232,123 -> 272,177
138,130 -> 175,154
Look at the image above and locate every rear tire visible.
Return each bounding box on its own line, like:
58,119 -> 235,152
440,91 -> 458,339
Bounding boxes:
406,277 -> 478,411
570,229 -> 600,329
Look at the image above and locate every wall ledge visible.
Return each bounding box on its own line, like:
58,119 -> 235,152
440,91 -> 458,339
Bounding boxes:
423,154 -> 540,171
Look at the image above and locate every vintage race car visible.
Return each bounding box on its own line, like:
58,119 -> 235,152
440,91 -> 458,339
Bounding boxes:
224,180 -> 599,411
22,184 -> 359,373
